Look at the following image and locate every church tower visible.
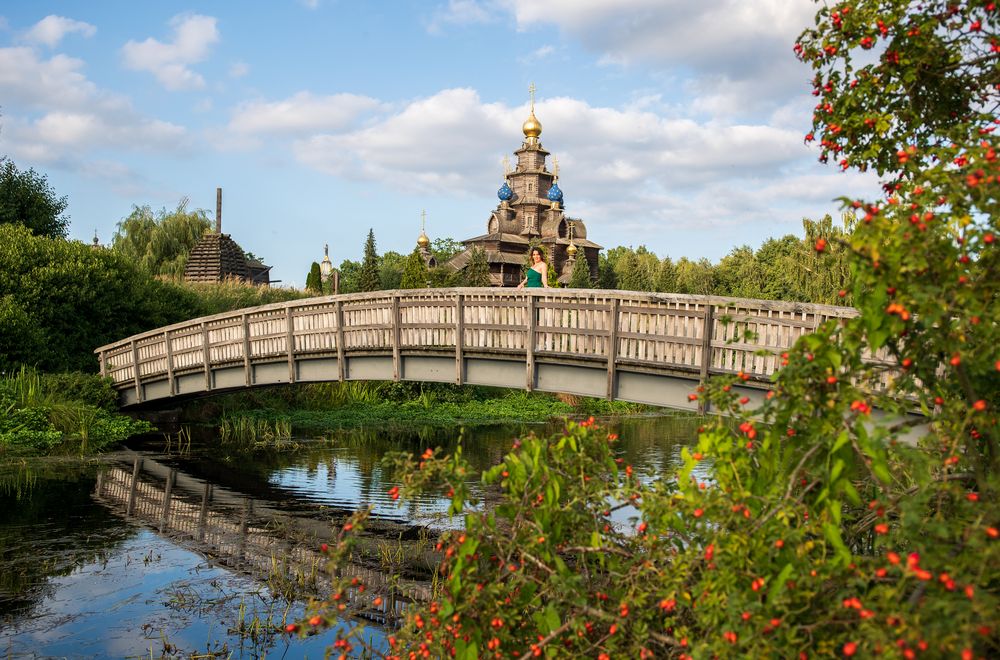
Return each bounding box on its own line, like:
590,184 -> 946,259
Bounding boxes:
447,85 -> 601,286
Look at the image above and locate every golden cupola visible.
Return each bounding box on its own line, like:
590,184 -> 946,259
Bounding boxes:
522,111 -> 542,139
417,209 -> 431,249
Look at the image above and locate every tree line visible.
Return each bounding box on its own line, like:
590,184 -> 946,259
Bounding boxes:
306,215 -> 855,305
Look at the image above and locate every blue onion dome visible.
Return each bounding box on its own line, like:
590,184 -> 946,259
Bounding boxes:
547,182 -> 563,203
498,180 -> 513,201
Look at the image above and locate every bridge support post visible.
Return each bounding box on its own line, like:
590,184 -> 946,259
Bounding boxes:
126,456 -> 143,516
606,298 -> 619,400
160,469 -> 175,531
286,306 -> 296,384
242,314 -> 251,387
455,294 -> 464,385
130,341 -> 142,403
202,323 -> 211,392
198,483 -> 212,541
525,293 -> 536,391
391,295 -> 401,381
335,301 -> 346,382
165,330 -> 175,396
98,350 -> 107,378
698,304 -> 715,415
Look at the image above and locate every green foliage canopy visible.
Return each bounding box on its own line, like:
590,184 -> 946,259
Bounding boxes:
0,157 -> 69,239
110,200 -> 212,278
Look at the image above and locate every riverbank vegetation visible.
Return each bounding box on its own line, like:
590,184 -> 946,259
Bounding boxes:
194,382 -> 651,446
300,2 -> 999,657
0,368 -> 151,456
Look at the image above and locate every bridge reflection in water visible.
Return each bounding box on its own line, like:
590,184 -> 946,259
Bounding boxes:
96,288 -> 878,410
93,454 -> 432,624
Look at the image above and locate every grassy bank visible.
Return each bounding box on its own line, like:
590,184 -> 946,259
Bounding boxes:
183,382 -> 652,443
0,368 -> 152,456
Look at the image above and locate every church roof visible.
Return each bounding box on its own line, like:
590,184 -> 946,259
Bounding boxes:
445,247 -> 526,271
183,233 -> 251,283
461,232 -> 531,245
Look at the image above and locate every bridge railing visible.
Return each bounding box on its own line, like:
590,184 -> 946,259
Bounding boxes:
95,288 -> 878,407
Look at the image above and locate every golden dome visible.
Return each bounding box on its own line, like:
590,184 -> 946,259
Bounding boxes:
567,242 -> 578,257
522,110 -> 542,138
417,231 -> 430,248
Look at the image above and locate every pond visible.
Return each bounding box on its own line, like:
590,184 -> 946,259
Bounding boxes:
0,415 -> 702,659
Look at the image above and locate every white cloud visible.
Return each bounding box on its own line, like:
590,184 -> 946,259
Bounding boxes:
0,47 -> 101,110
286,87 -> 879,250
436,0 -> 815,118
229,92 -> 385,135
121,14 -> 219,91
427,0 -> 502,33
229,61 -> 249,78
0,47 -> 189,167
517,44 -> 555,64
23,15 -> 96,47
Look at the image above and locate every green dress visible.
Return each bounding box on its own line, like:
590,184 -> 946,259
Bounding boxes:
525,268 -> 543,288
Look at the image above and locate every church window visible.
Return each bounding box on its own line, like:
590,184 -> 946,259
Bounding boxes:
527,182 -> 533,192
558,219 -> 567,238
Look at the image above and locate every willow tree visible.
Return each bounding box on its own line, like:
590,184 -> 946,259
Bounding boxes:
111,200 -> 211,278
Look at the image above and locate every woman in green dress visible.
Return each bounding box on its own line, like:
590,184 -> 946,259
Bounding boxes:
517,247 -> 549,288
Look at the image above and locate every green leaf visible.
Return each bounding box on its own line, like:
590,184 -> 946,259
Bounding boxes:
767,563 -> 795,605
544,604 -> 561,633
831,431 -> 850,453
823,522 -> 851,564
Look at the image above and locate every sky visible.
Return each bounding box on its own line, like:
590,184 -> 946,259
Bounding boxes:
0,0 -> 880,286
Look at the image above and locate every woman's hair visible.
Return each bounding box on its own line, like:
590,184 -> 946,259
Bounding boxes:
530,246 -> 546,259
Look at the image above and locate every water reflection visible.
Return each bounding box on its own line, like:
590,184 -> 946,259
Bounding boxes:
0,414 -> 701,657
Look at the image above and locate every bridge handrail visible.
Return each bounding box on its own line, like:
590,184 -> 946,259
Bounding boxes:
95,288 -> 857,352
96,288 -> 879,407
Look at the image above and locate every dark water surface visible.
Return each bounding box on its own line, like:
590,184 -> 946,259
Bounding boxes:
0,415 -> 699,659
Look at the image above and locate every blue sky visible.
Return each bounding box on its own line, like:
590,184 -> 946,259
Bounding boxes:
0,1 -> 878,286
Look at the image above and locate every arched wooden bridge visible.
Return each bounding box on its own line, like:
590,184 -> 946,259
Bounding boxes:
96,288 -> 866,411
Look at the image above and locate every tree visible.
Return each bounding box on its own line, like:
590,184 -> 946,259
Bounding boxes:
654,256 -> 677,292
379,251 -> 406,290
0,157 -> 69,239
567,253 -> 592,288
111,200 -> 212,278
431,237 -> 464,264
463,246 -> 491,287
713,245 -> 763,299
597,253 -> 618,289
399,248 -> 430,289
359,229 -> 380,292
337,259 -> 362,294
0,224 -> 200,372
305,262 -> 322,294
674,256 -> 715,294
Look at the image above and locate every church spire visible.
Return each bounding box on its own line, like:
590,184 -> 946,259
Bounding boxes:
522,82 -> 542,141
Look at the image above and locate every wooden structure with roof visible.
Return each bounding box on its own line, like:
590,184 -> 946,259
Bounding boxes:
447,86 -> 601,286
183,188 -> 270,285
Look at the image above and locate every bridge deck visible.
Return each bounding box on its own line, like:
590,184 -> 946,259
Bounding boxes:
95,288 -> 874,410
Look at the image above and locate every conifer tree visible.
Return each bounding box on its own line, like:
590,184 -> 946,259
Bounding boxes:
359,229 -> 380,292
305,261 -> 322,293
568,253 -> 591,288
400,248 -> 430,289
463,246 -> 491,287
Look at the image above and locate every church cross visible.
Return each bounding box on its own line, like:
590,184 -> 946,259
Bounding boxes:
421,209 -> 426,233
528,82 -> 536,111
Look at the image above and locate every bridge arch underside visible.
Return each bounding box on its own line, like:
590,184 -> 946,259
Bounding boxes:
98,288 -> 876,412
126,350 -> 770,412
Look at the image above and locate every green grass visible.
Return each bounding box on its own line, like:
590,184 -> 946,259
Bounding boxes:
0,367 -> 152,456
205,385 -> 650,436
